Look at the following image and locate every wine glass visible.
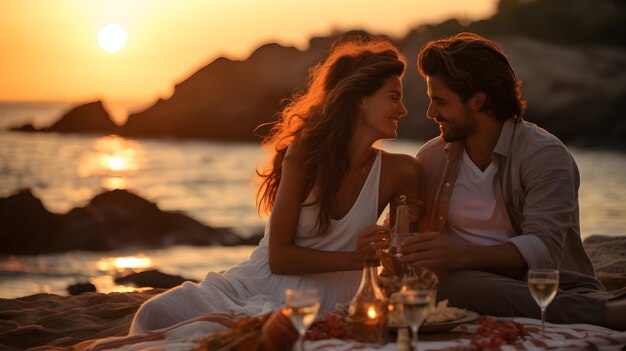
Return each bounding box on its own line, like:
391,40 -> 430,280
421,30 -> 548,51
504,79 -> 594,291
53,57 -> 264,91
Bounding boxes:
399,289 -> 433,350
528,269 -> 559,337
285,288 -> 320,351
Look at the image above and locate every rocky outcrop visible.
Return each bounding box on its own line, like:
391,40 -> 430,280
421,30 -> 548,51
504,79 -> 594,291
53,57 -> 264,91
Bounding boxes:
15,33 -> 623,148
120,41 -> 330,141
11,101 -> 119,135
583,235 -> 626,295
0,189 -> 246,255
67,282 -> 97,296
0,189 -> 66,254
114,269 -> 198,289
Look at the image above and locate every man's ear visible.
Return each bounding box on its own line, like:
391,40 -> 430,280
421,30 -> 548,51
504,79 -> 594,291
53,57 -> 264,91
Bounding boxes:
469,92 -> 487,112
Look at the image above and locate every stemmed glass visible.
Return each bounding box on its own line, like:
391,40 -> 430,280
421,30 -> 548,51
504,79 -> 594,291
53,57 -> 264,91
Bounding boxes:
528,269 -> 559,337
285,288 -> 320,351
399,289 -> 433,351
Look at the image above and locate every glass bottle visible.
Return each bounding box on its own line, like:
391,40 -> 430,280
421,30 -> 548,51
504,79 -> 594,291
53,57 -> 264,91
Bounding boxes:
395,195 -> 410,234
381,195 -> 410,278
394,195 -> 418,290
347,256 -> 388,344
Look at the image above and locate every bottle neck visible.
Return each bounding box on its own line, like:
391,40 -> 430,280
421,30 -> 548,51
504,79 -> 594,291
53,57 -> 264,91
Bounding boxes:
395,202 -> 409,233
356,261 -> 382,293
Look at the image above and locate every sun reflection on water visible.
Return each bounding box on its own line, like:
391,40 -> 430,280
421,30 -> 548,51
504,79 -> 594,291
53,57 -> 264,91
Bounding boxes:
77,135 -> 142,190
96,255 -> 153,272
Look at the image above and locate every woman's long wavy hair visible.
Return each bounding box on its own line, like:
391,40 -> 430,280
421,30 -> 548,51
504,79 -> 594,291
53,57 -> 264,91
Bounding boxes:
256,37 -> 407,236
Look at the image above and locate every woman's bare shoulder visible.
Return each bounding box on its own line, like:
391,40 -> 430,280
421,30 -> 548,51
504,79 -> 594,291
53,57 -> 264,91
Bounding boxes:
380,150 -> 421,178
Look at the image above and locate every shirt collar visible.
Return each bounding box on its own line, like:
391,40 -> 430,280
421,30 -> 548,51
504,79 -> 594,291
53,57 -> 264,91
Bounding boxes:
493,118 -> 518,157
444,117 -> 518,160
443,140 -> 464,163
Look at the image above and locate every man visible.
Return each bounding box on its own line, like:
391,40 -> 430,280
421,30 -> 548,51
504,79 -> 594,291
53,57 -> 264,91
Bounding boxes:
399,32 -> 624,330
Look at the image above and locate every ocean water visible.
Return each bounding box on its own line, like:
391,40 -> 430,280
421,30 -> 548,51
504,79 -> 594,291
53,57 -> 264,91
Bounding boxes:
0,102 -> 625,299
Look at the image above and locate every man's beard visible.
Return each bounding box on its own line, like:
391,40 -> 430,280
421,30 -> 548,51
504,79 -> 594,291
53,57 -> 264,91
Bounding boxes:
436,115 -> 475,142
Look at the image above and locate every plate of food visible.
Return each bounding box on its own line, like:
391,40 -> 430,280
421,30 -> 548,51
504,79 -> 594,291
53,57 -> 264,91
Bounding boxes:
420,310 -> 479,333
388,298 -> 478,334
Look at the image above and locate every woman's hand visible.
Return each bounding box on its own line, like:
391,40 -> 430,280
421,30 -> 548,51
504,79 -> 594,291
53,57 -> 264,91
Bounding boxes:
354,225 -> 390,263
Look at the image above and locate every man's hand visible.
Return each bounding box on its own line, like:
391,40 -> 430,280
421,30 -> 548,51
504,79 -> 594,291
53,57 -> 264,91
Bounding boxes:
398,232 -> 466,276
399,232 -> 528,279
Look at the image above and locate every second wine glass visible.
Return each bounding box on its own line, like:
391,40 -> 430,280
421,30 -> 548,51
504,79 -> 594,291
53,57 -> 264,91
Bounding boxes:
285,288 -> 320,351
400,289 -> 434,350
528,268 -> 559,337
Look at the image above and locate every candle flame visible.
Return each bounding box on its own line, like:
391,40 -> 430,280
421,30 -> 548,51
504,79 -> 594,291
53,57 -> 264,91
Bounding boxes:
367,306 -> 377,319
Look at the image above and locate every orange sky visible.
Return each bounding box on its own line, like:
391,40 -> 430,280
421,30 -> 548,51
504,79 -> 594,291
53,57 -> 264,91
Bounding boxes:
0,0 -> 496,105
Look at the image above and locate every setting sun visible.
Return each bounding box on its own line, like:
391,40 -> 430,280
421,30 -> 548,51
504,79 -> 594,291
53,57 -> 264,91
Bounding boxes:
98,23 -> 127,53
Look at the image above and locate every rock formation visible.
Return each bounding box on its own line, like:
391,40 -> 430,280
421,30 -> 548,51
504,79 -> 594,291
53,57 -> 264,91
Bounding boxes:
0,189 -> 246,255
11,101 -> 119,135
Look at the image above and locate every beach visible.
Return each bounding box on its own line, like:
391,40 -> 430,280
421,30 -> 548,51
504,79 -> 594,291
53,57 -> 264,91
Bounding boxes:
1,235 -> 624,351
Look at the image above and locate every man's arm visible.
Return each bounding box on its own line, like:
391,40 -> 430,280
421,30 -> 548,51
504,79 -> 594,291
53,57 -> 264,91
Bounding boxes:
508,144 -> 578,270
399,232 -> 527,279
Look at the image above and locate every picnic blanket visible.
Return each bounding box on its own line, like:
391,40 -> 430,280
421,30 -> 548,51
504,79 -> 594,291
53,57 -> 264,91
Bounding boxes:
29,311 -> 625,351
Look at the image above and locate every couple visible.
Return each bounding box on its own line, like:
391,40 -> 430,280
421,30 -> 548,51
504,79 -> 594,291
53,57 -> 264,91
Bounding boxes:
131,33 -> 624,334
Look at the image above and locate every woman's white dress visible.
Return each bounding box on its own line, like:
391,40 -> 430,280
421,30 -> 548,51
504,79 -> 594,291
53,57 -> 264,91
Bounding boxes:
130,151 -> 382,334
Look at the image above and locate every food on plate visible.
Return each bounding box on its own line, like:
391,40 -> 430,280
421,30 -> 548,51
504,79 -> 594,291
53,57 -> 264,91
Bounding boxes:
388,297 -> 467,327
305,313 -> 354,341
468,316 -> 528,349
426,300 -> 467,323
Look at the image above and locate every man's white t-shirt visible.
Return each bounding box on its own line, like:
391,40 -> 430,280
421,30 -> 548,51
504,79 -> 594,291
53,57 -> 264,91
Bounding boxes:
444,150 -> 514,245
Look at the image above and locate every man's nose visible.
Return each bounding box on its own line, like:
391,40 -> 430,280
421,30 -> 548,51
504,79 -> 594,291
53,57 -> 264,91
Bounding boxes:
426,103 -> 437,120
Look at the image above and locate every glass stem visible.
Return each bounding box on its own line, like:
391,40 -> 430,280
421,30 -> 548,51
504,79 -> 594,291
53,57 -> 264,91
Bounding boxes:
412,326 -> 419,350
540,307 -> 546,337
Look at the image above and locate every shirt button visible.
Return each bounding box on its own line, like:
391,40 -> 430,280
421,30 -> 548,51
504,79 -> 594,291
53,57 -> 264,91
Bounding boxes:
445,182 -> 450,187
438,216 -> 443,220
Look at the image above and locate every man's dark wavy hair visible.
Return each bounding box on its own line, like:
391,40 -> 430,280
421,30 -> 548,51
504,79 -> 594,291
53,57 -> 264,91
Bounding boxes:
418,32 -> 526,121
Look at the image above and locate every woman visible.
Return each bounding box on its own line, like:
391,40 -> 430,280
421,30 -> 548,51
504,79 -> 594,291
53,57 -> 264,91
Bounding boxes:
130,36 -> 421,334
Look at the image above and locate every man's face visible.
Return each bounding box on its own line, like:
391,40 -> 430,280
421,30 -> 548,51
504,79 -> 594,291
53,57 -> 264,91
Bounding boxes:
425,75 -> 476,142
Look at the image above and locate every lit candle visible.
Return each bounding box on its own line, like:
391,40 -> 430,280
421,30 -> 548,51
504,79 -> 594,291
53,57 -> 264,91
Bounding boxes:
367,306 -> 377,319
366,305 -> 379,326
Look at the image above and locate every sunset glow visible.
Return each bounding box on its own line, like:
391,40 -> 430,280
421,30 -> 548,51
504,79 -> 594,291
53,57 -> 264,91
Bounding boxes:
101,176 -> 129,190
98,24 -> 127,52
0,0 -> 496,103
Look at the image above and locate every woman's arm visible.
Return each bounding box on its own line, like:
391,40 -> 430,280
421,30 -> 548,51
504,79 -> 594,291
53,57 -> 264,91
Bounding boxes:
267,151 -> 388,275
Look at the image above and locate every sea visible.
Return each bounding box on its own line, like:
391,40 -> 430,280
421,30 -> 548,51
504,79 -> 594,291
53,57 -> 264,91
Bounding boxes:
1,101 -> 625,299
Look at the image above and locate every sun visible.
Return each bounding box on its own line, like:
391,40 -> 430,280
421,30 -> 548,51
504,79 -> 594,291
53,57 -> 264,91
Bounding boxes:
98,23 -> 127,53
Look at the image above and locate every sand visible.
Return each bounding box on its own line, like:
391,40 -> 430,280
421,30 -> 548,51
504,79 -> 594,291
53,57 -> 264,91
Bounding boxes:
0,289 -> 164,351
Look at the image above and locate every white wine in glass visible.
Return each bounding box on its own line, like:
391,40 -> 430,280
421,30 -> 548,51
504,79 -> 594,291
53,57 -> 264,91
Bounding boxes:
528,269 -> 559,337
400,289 -> 433,350
285,288 -> 320,351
